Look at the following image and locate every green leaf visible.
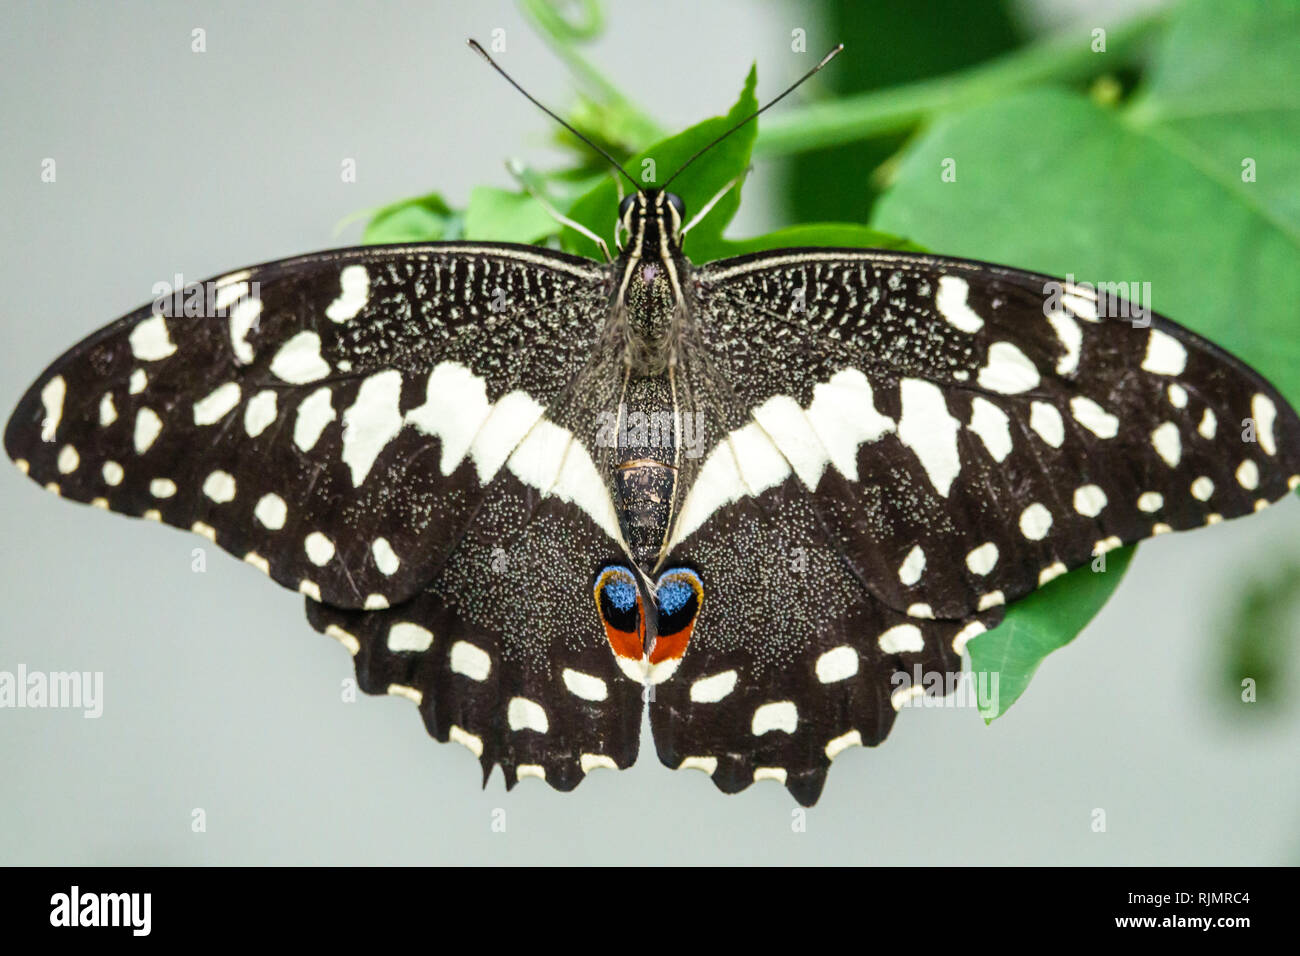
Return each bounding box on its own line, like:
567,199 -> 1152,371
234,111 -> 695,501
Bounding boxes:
871,0 -> 1300,409
968,546 -> 1135,722
464,186 -> 560,244
872,0 -> 1300,718
561,67 -> 760,262
1216,557 -> 1300,718
360,192 -> 461,244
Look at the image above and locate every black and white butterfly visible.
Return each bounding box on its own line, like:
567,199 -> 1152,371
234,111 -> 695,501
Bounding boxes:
7,47 -> 1300,806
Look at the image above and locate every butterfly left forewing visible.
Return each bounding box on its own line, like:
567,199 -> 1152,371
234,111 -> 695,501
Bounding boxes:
5,243 -> 614,610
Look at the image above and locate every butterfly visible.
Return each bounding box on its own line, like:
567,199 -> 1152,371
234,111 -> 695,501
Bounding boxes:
6,43 -> 1300,807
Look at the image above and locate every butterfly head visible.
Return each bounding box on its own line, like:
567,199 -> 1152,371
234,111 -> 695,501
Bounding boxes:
616,189 -> 685,260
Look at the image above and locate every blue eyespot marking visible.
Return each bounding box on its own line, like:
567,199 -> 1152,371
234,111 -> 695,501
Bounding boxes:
597,565 -> 638,611
655,568 -> 702,614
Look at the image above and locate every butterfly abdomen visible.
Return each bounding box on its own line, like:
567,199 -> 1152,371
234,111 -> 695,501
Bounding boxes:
612,375 -> 681,570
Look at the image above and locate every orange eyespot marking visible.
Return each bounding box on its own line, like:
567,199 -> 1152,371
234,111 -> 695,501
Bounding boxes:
651,568 -> 703,664
594,566 -> 644,661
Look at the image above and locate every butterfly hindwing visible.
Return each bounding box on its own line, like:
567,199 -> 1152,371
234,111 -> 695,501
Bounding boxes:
308,477 -> 644,790
647,477 -> 1003,805
5,243 -> 613,610
686,249 -> 1300,620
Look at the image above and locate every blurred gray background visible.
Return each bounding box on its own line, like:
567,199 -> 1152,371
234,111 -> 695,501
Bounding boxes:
2,0 -> 1297,865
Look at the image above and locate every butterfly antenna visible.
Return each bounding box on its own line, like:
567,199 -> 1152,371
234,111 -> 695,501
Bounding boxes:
662,44 -> 844,190
468,39 -> 642,194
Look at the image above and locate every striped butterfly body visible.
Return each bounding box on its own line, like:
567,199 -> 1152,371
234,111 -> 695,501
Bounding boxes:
9,183 -> 1300,805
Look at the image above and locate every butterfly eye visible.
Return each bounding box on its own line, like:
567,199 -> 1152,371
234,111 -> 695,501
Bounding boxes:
618,194 -> 637,219
665,192 -> 686,219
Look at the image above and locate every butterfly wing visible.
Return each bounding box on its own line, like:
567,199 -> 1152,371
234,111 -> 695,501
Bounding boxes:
5,243 -> 613,609
686,248 -> 1300,619
647,247 -> 1300,804
6,241 -> 645,789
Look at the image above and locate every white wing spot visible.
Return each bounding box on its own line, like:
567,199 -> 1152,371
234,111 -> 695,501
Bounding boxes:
228,294 -> 262,365
968,397 -> 1012,463
966,542 -> 999,575
363,594 -> 388,610
1046,310 -> 1082,375
581,754 -> 618,773
149,477 -> 176,498
244,390 -> 278,438
56,445 -> 79,474
1019,502 -> 1053,540
689,670 -> 738,703
202,470 -> 236,503
129,314 -> 177,361
254,493 -> 287,529
299,580 -> 322,601
1252,393 -> 1278,455
507,696 -> 548,733
752,701 -> 798,735
304,531 -> 335,566
387,684 -> 422,705
907,603 -> 934,619
40,376 -> 66,442
270,331 -> 330,384
1198,407 -> 1217,440
1167,383 -> 1188,408
977,341 -> 1040,394
1073,484 -> 1107,517
133,408 -> 163,454
129,369 -> 147,394
99,392 -> 117,427
102,461 -> 124,486
449,725 -> 483,757
243,552 -> 270,575
562,668 -> 608,702
1236,460 -> 1260,490
753,767 -> 788,784
193,382 -> 241,425
293,387 -> 335,452
387,622 -> 433,652
898,378 -> 961,496
371,537 -> 400,575
1029,401 -> 1065,447
815,646 -> 859,683
978,590 -> 1006,610
323,623 -> 358,653
1137,491 -> 1164,512
449,641 -> 491,681
934,275 -> 983,332
678,756 -> 718,775
898,544 -> 926,586
1062,288 -> 1099,321
342,370 -> 404,486
952,621 -> 986,655
1038,562 -> 1067,586
1094,536 -> 1123,554
325,264 -> 370,322
825,730 -> 863,760
1191,476 -> 1214,501
191,521 -> 216,542
1070,396 -> 1119,438
878,623 -> 924,654
1151,422 -> 1182,467
1141,329 -> 1187,375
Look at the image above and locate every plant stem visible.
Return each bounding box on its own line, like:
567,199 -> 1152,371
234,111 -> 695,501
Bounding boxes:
755,9 -> 1170,158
